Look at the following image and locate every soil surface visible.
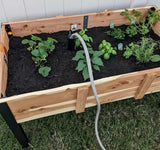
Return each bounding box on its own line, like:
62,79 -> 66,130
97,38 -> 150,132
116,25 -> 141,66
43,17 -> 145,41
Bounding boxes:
6,25 -> 160,96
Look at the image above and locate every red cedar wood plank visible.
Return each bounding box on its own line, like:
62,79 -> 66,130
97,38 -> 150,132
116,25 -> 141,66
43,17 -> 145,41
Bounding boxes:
7,67 -> 160,122
0,25 -> 9,52
76,86 -> 89,113
2,6 -> 151,37
16,79 -> 160,123
0,52 -> 7,97
134,73 -> 157,99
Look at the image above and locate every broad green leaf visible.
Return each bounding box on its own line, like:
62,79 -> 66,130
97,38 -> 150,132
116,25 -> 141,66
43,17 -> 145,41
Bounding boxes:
75,39 -> 81,48
31,35 -> 42,41
72,50 -> 85,61
82,34 -> 89,41
22,39 -> 29,44
31,49 -> 39,57
50,45 -> 55,51
86,43 -> 91,48
150,55 -> 160,62
98,43 -> 103,50
76,60 -> 86,72
82,67 -> 89,80
93,65 -> 100,71
89,37 -> 93,42
39,47 -> 48,57
28,41 -> 36,48
91,57 -> 104,66
93,51 -> 104,57
38,66 -> 51,77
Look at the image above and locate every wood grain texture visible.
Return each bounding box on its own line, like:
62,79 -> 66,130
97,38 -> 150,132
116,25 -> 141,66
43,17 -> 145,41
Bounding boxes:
0,52 -> 7,97
76,86 -> 89,113
0,24 -> 8,97
134,73 -> 156,99
5,67 -> 160,123
2,6 -> 151,37
0,25 -> 9,52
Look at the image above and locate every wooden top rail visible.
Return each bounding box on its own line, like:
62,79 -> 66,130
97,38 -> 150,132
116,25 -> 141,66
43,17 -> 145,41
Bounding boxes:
2,6 -> 152,37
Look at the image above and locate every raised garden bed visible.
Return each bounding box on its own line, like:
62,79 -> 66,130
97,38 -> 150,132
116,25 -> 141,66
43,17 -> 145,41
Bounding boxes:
1,5 -> 160,147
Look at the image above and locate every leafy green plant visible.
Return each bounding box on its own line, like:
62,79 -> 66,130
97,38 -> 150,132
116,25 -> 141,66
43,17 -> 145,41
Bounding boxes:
123,37 -> 160,63
125,25 -> 138,37
75,29 -> 93,49
120,9 -> 141,37
106,28 -> 125,40
22,35 -> 58,77
120,9 -> 141,23
139,8 -> 160,35
72,48 -> 104,80
98,40 -> 117,60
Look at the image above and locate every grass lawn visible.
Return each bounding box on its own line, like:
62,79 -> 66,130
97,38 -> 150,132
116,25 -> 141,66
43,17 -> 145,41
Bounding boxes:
0,92 -> 160,150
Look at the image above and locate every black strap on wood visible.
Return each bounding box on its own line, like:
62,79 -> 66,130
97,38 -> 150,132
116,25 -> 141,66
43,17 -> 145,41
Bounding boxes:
83,16 -> 88,29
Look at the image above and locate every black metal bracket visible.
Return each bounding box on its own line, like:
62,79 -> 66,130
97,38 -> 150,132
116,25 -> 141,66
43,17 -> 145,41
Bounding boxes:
0,101 -> 29,148
3,55 -> 8,66
5,24 -> 13,38
83,16 -> 88,29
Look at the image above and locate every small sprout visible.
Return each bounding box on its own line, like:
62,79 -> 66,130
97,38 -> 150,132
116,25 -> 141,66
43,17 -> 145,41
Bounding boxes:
99,40 -> 117,60
118,43 -> 123,50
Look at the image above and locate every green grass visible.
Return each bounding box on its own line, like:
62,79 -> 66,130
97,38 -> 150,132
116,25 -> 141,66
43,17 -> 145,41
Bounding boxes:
0,93 -> 160,150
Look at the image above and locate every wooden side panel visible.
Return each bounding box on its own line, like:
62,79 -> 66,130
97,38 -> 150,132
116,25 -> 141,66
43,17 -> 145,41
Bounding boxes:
0,25 -> 8,98
6,67 -> 160,123
0,25 -> 9,52
152,20 -> 160,36
76,86 -> 89,113
3,6 -> 151,37
0,52 -> 7,97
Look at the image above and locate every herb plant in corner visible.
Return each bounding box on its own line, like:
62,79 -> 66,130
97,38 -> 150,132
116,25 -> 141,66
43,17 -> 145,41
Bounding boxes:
123,37 -> 160,63
22,35 -> 58,77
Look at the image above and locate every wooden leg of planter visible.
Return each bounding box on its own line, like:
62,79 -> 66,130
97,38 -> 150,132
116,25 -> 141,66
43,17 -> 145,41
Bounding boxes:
0,102 -> 29,148
134,73 -> 156,100
76,86 -> 89,113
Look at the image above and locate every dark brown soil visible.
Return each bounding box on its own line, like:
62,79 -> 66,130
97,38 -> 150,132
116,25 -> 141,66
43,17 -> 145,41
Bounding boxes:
6,25 -> 160,97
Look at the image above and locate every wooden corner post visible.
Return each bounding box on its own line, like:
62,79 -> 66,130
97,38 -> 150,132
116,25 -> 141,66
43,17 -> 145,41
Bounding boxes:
134,73 -> 156,100
76,86 -> 89,113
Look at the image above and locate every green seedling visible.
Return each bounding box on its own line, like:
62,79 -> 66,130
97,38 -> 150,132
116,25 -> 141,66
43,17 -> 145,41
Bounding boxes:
22,35 -> 58,77
123,37 -> 160,63
72,48 -> 104,80
75,29 -> 93,49
99,40 -> 117,60
106,28 -> 125,40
